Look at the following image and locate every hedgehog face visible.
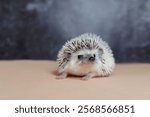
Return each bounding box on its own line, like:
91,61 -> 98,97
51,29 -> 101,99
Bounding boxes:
70,49 -> 102,65
77,54 -> 95,63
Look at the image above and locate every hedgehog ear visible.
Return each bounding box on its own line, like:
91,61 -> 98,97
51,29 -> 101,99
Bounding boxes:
64,52 -> 71,59
99,48 -> 103,55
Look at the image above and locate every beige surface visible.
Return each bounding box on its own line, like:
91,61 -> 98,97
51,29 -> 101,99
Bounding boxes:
0,60 -> 150,100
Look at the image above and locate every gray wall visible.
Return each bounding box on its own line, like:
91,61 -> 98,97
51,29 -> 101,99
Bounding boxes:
0,0 -> 150,62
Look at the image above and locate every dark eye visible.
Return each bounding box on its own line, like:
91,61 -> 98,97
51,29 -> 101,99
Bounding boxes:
78,55 -> 83,60
93,54 -> 96,58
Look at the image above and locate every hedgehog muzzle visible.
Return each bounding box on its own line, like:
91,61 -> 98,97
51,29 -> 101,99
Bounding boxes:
89,56 -> 95,61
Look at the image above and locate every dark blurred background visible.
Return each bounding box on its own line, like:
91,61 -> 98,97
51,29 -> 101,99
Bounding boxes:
0,0 -> 150,62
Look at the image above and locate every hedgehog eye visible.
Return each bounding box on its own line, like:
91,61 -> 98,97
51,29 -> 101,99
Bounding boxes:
93,54 -> 96,58
78,55 -> 83,60
64,52 -> 71,58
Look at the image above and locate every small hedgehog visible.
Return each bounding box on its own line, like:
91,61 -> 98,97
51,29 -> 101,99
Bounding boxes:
56,33 -> 115,80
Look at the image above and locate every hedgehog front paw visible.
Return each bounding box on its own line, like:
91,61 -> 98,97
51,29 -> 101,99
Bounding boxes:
82,76 -> 91,81
82,73 -> 95,81
56,73 -> 67,80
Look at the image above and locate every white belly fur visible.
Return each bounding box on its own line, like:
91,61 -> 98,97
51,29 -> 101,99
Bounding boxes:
66,64 -> 98,76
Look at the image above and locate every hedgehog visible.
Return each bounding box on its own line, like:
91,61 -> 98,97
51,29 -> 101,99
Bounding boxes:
56,33 -> 115,80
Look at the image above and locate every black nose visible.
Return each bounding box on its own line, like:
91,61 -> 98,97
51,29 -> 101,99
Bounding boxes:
89,56 -> 95,61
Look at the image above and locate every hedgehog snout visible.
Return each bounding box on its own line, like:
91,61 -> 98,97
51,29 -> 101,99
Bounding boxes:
89,56 -> 95,61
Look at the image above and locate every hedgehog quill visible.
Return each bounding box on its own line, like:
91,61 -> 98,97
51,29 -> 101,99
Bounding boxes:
56,33 -> 115,80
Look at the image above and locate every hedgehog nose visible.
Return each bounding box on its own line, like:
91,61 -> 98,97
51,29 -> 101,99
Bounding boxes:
89,56 -> 95,61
